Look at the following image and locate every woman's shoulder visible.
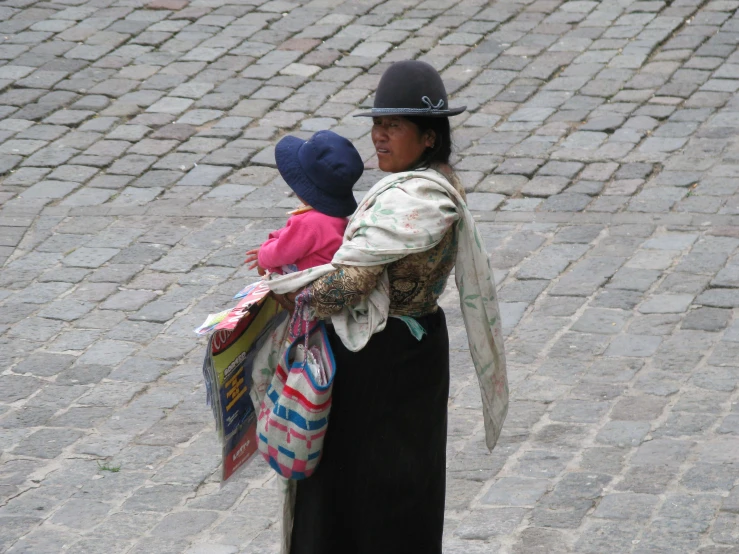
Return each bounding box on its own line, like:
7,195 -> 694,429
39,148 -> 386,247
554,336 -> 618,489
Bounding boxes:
376,168 -> 464,202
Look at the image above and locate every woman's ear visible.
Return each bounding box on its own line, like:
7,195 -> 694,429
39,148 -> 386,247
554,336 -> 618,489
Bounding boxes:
424,130 -> 436,149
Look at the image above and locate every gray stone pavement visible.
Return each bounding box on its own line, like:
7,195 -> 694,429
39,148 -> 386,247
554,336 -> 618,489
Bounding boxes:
2,0 -> 739,551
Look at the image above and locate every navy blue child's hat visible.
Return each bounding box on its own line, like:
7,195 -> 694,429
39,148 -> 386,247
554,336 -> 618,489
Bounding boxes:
274,130 -> 364,218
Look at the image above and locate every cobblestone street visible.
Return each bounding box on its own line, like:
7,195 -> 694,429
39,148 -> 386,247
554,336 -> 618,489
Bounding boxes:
3,0 -> 739,552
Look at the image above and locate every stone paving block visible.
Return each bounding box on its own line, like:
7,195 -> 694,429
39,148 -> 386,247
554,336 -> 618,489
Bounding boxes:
50,497 -> 113,530
635,522 -> 704,554
129,298 -> 188,323
696,289 -> 739,308
643,233 -> 699,250
582,358 -> 643,386
531,495 -> 594,529
611,394 -> 669,421
513,449 -> 573,480
550,256 -> 625,296
13,352 -> 76,378
682,307 -> 732,331
109,186 -> 163,206
109,357 -> 172,383
638,293 -> 694,313
48,165 -> 99,183
656,412 -> 719,438
20,180 -> 79,199
205,184 -> 256,200
122,484 -> 194,513
37,299 -> 95,322
59,188 -> 115,207
499,280 -> 548,304
55,365 -> 110,385
627,313 -> 681,336
482,477 -> 550,507
465,192 -> 505,211
62,247 -> 119,268
571,308 -> 627,334
682,462 -> 739,492
632,438 -> 695,468
516,244 -> 589,280
552,225 -> 603,244
494,157 -> 544,177
712,513 -> 739,545
549,332 -> 611,362
76,340 -> 139,366
100,290 -> 158,311
575,446 -> 626,476
201,149 -> 253,168
454,508 -> 528,540
692,366 -> 739,393
550,399 -> 610,423
132,170 -> 183,189
128,537 -> 192,554
3,526 -> 79,554
605,334 -> 662,357
722,319 -> 739,342
521,176 -> 570,197
108,155 -> 158,176
593,492 -> 659,521
512,527 -> 572,554
627,249 -> 679,270
607,267 -> 661,292
12,428 -> 84,458
476,174 -> 528,195
712,265 -> 739,288
177,164 -> 231,186
0,375 -> 43,404
139,335 -> 196,360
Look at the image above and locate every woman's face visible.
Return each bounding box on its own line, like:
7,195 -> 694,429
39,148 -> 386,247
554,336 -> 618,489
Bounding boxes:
371,116 -> 434,173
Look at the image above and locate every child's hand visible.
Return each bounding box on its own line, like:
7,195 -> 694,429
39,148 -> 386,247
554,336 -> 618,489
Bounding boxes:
244,248 -> 262,271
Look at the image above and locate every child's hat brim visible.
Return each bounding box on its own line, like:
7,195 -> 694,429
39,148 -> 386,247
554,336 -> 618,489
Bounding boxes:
274,132 -> 362,218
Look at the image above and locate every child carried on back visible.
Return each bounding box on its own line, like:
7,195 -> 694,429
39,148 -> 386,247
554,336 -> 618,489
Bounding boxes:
245,130 -> 364,275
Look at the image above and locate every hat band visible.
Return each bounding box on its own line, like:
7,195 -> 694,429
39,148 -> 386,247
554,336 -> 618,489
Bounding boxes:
421,96 -> 444,110
372,96 -> 447,114
369,107 -> 453,114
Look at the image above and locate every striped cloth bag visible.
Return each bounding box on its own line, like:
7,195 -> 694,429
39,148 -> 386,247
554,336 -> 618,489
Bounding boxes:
256,294 -> 336,480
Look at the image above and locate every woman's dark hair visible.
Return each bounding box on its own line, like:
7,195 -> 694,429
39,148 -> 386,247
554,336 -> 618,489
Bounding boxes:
404,116 -> 452,170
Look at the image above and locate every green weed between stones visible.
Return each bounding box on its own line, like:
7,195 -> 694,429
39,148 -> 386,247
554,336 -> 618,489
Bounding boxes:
97,461 -> 121,473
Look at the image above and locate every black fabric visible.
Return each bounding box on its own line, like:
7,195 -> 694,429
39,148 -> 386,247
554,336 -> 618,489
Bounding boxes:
290,310 -> 450,554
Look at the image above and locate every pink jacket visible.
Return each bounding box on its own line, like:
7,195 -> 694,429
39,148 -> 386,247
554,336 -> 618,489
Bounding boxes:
258,210 -> 348,273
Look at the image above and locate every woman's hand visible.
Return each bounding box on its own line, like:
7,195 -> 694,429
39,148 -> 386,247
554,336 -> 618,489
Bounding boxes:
244,248 -> 265,275
272,290 -> 300,313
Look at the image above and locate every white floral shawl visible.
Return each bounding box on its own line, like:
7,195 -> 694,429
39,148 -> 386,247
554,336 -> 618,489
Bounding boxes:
257,169 -> 508,553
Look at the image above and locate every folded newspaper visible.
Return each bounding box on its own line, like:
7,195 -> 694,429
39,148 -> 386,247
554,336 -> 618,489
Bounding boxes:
194,280 -> 272,336
196,280 -> 286,482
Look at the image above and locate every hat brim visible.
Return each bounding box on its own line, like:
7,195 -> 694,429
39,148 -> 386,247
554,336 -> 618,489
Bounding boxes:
353,106 -> 467,118
275,136 -> 358,218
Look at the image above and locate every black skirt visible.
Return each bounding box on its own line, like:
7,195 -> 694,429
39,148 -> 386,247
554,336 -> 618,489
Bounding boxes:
290,309 -> 450,554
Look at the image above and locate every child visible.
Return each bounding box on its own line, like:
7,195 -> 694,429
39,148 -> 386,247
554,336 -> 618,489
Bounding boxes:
245,130 -> 364,275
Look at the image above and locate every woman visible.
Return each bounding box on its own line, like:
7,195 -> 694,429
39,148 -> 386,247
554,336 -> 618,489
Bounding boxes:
267,60 -> 508,554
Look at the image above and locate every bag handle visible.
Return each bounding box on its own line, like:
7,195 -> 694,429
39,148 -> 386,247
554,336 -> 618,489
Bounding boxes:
288,289 -> 317,370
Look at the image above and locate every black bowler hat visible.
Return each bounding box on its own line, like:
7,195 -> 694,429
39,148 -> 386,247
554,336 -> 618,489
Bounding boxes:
274,130 -> 363,218
355,60 -> 466,118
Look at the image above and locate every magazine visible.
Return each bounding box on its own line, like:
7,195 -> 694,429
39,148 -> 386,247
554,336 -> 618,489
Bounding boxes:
197,280 -> 286,482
